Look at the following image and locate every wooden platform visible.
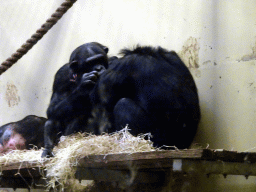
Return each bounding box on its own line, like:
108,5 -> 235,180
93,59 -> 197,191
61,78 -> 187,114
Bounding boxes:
1,149 -> 256,190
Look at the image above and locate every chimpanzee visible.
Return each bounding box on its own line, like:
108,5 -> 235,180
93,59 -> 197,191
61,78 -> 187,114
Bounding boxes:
0,115 -> 46,153
42,42 -> 109,157
42,42 -> 200,158
89,45 -> 201,149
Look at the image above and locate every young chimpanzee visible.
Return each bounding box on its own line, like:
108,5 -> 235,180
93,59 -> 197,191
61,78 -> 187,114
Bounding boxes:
42,42 -> 109,157
0,115 -> 46,153
42,42 -> 200,158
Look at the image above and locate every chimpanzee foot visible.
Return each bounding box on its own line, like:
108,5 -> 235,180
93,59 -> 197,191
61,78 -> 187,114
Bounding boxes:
41,149 -> 55,158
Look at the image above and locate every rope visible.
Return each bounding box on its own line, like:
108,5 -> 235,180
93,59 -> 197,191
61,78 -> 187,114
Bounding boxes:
0,0 -> 77,76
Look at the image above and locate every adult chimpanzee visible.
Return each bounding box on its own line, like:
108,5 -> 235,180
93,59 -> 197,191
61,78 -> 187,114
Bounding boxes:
42,42 -> 109,157
89,45 -> 200,149
42,42 -> 200,158
0,115 -> 46,153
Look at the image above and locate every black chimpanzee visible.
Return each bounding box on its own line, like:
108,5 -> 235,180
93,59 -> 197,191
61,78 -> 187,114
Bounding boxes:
89,45 -> 201,149
42,42 -> 200,158
42,42 -> 109,157
0,115 -> 46,153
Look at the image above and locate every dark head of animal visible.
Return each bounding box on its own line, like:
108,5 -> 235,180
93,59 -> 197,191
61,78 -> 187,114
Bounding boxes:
69,42 -> 109,74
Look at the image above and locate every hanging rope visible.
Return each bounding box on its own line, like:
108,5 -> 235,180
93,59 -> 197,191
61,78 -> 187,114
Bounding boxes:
0,0 -> 77,76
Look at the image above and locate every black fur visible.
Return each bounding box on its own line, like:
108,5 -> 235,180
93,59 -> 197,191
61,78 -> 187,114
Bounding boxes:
42,42 -> 109,157
42,43 -> 200,157
90,45 -> 200,149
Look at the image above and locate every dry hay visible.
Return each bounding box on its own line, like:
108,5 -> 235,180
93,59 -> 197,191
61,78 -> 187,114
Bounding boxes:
0,126 -> 156,191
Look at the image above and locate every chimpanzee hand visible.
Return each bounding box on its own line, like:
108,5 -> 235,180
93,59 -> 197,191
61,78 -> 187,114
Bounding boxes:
42,148 -> 55,158
78,71 -> 100,90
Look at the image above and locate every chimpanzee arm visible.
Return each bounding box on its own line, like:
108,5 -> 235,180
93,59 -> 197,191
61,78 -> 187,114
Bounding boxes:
42,120 -> 60,157
46,89 -> 91,121
47,71 -> 99,121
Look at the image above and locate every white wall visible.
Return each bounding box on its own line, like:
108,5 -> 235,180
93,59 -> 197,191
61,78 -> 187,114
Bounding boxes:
0,0 -> 256,191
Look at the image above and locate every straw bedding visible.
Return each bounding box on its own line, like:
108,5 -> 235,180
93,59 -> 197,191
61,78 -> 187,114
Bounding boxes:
0,126 -> 156,191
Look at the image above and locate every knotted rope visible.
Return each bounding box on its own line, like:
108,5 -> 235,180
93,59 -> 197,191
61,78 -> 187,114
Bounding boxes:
0,0 -> 77,75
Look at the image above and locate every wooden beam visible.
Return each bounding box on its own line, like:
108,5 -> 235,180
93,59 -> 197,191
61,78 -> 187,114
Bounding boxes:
1,149 -> 256,189
77,149 -> 204,169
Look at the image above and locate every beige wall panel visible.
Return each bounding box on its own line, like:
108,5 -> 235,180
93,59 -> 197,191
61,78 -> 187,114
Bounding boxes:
0,0 -> 256,191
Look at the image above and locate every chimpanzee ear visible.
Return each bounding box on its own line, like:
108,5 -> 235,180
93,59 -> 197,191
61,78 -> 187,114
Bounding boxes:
103,46 -> 109,54
70,61 -> 79,72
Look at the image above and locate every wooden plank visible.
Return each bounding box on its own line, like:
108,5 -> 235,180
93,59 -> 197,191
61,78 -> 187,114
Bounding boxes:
2,149 -> 256,171
77,149 -> 204,169
0,149 -> 204,171
2,149 -> 256,189
0,161 -> 44,171
201,149 -> 256,163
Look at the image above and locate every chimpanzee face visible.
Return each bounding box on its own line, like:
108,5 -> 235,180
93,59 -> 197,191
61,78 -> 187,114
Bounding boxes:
0,125 -> 26,153
69,42 -> 109,76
